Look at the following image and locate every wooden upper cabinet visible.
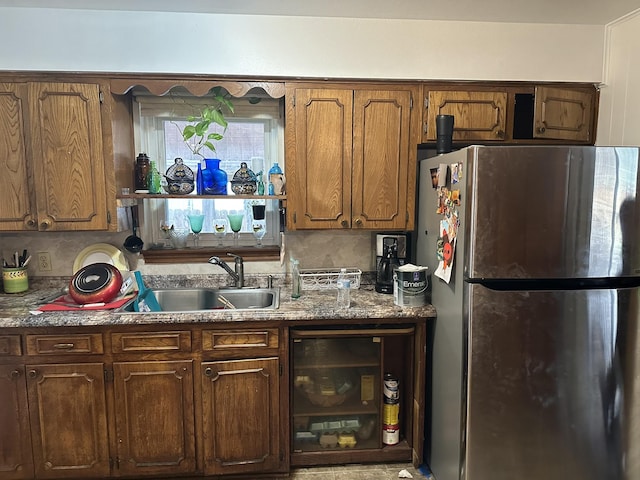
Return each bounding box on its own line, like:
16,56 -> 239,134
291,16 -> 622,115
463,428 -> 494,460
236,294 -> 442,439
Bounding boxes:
533,86 -> 593,142
0,81 -> 114,232
352,90 -> 415,230
424,90 -> 508,142
423,84 -> 598,145
287,88 -> 353,230
0,83 -> 33,231
286,83 -> 419,231
29,83 -> 109,231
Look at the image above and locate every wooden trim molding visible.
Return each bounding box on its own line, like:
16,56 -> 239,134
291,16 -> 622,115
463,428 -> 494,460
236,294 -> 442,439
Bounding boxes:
142,245 -> 280,264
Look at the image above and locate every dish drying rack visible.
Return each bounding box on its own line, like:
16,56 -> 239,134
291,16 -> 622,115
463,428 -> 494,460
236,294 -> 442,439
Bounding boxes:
299,268 -> 362,290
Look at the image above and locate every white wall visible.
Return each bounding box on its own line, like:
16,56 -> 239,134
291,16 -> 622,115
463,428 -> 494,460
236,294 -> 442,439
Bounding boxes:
0,7 -> 604,82
597,10 -> 640,145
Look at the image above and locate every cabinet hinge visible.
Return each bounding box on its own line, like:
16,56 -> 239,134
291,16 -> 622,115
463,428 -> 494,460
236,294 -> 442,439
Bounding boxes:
410,96 -> 413,109
107,210 -> 112,225
292,95 -> 295,108
424,97 -> 429,109
279,364 -> 283,376
99,91 -> 104,104
293,212 -> 297,224
104,369 -> 113,383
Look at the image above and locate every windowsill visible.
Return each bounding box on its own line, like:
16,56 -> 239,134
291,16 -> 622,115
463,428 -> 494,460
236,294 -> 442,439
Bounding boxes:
142,245 -> 280,264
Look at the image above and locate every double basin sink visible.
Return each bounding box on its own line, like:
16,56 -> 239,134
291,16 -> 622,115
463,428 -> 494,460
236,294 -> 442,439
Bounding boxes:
119,287 -> 280,313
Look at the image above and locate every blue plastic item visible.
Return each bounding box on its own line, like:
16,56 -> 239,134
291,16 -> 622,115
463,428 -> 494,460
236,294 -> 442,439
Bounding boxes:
133,271 -> 162,312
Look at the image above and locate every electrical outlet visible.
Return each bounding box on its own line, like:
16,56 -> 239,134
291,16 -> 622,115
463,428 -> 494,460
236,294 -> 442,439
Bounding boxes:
37,252 -> 52,272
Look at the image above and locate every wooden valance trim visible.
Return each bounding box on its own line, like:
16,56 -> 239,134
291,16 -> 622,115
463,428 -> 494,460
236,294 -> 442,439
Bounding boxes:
110,78 -> 285,98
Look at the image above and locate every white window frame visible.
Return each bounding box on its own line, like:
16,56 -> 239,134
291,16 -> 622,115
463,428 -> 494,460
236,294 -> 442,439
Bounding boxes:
132,91 -> 284,248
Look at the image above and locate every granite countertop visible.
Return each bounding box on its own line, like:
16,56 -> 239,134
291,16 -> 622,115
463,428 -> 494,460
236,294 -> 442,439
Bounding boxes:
0,279 -> 436,329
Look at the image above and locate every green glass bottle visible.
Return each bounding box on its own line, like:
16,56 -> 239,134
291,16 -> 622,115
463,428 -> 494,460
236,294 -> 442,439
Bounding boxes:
148,160 -> 162,194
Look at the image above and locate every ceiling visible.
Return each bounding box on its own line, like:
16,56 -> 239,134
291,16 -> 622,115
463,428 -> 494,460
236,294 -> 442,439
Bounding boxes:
0,0 -> 639,25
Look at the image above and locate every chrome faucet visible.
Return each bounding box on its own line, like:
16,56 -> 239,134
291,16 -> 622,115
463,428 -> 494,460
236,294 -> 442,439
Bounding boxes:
208,253 -> 244,288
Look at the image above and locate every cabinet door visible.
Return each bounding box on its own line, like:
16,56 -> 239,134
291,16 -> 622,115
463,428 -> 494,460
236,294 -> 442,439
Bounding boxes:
202,357 -> 281,475
28,82 -> 109,231
425,90 -> 508,141
533,86 -> 594,142
112,360 -> 196,477
26,363 -> 110,479
0,83 -> 35,231
352,88 -> 417,230
0,365 -> 34,480
287,88 -> 353,229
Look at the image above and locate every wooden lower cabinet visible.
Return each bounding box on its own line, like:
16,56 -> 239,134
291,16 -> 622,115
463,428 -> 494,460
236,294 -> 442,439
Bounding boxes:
201,357 -> 282,476
112,360 -> 196,477
0,365 -> 33,480
0,320 -> 426,479
25,363 -> 110,479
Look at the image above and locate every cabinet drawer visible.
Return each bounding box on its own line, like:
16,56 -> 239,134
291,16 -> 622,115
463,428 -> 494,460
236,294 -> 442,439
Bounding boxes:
0,334 -> 21,356
202,329 -> 279,351
111,331 -> 192,353
26,333 -> 104,355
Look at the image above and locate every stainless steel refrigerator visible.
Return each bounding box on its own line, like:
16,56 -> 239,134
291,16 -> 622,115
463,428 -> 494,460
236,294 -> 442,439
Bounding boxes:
416,146 -> 640,480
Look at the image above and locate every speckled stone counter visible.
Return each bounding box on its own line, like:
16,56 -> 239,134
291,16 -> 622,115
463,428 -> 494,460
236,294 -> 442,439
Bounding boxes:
0,276 -> 436,329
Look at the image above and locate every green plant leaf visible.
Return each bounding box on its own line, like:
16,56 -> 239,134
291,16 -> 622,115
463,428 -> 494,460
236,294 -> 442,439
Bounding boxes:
210,109 -> 227,128
207,133 -> 224,141
221,97 -> 235,114
182,125 -> 196,140
195,120 -> 209,136
203,141 -> 217,152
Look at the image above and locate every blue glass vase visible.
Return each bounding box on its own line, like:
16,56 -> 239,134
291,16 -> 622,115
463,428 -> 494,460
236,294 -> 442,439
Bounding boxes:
196,161 -> 204,195
202,159 -> 227,195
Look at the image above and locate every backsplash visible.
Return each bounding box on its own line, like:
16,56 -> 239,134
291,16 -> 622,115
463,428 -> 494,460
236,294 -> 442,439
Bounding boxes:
0,230 -> 377,278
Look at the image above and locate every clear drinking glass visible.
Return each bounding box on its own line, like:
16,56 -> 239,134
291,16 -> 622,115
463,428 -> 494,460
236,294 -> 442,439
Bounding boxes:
187,213 -> 205,248
213,218 -> 228,247
227,213 -> 244,247
252,221 -> 266,247
160,221 -> 173,248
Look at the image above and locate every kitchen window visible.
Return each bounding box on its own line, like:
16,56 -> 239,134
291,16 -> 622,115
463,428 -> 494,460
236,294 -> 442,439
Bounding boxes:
133,90 -> 285,252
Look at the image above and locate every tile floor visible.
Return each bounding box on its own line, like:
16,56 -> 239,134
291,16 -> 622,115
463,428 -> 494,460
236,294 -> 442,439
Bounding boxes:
287,463 -> 432,479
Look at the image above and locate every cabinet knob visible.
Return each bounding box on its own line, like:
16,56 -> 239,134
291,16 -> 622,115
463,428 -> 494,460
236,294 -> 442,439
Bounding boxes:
25,217 -> 37,228
495,130 -> 505,138
341,219 -> 349,228
28,370 -> 37,378
204,367 -> 214,377
354,218 -> 363,227
10,369 -> 21,379
40,218 -> 52,230
537,126 -> 546,134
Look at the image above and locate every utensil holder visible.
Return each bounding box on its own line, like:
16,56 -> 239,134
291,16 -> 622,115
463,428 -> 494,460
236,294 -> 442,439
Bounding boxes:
3,267 -> 28,293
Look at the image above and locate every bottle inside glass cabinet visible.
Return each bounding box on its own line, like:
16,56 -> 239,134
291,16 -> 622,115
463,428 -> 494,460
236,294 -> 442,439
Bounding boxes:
290,327 -> 415,464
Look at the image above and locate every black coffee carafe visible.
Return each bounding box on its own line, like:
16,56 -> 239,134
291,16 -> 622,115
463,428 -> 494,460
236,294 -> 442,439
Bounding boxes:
376,238 -> 401,294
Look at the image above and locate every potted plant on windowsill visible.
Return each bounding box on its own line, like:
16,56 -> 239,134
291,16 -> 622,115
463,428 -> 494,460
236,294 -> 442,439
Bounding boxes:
177,87 -> 234,195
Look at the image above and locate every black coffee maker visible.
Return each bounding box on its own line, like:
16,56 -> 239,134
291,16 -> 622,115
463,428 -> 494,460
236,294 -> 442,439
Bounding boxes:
375,235 -> 404,294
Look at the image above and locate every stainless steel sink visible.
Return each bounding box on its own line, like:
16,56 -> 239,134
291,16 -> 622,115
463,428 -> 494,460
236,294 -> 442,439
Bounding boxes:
119,287 -> 280,312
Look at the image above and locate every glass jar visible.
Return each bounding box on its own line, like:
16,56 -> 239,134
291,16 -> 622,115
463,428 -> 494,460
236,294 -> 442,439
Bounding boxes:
134,153 -> 150,191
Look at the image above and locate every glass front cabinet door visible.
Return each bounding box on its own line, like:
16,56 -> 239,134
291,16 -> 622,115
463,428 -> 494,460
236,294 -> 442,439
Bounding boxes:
290,326 -> 417,466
